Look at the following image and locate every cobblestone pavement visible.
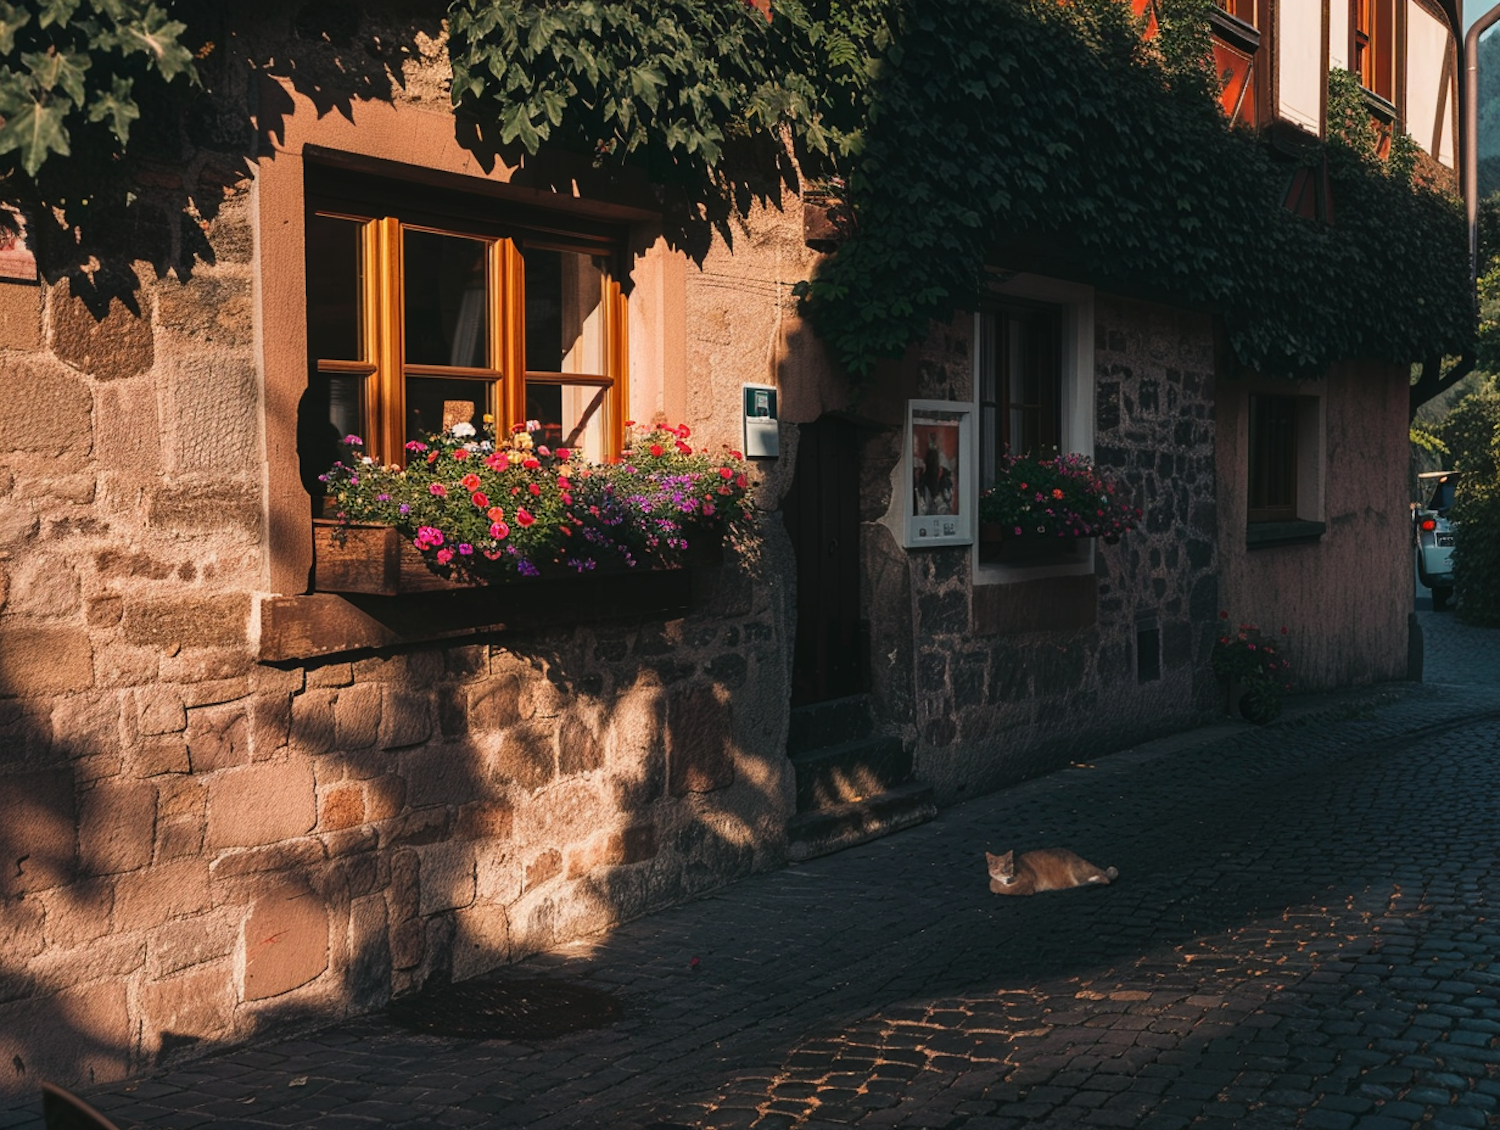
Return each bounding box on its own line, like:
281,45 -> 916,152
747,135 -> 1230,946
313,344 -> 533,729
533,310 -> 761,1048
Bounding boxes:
4,606 -> 1500,1130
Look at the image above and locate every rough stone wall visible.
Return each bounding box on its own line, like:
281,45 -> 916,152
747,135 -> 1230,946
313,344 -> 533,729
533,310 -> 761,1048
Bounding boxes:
863,295 -> 1221,802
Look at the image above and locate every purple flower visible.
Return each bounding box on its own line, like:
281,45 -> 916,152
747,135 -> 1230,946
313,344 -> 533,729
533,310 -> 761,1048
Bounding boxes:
399,504 -> 410,515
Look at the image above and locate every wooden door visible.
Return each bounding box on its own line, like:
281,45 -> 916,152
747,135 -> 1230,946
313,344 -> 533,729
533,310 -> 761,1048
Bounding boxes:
784,416 -> 866,706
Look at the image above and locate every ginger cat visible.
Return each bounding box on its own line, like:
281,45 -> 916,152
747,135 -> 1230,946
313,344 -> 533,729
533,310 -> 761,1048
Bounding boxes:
986,848 -> 1118,895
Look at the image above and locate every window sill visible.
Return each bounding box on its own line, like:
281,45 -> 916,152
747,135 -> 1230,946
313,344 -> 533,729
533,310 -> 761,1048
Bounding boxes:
1245,519 -> 1325,549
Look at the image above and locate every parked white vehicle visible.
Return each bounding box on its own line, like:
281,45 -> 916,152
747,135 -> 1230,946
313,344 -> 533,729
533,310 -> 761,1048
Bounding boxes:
1414,471 -> 1460,611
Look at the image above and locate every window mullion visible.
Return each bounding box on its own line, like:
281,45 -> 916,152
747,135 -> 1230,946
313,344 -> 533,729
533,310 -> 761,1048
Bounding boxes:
370,216 -> 405,465
607,278 -> 627,460
499,240 -> 527,432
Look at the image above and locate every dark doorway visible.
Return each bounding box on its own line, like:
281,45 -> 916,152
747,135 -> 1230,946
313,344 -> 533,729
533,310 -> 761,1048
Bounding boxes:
784,416 -> 867,706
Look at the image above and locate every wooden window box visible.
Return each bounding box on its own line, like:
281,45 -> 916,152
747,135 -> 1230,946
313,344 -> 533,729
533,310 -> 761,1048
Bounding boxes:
260,521 -> 712,662
314,520 -> 471,595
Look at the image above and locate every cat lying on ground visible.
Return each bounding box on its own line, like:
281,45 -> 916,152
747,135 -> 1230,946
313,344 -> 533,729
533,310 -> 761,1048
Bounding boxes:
986,848 -> 1118,895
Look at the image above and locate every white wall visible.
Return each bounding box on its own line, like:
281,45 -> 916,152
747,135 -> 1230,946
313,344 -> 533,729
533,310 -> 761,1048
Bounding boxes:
1278,0 -> 1327,134
1406,2 -> 1457,166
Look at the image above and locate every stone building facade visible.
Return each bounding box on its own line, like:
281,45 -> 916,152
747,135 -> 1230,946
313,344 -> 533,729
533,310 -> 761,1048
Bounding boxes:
0,9 -> 1416,1100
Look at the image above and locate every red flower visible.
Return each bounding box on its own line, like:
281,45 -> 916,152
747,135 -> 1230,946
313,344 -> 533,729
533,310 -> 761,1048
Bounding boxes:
461,473 -> 482,492
471,492 -> 489,508
426,451 -> 439,464
649,444 -> 665,457
485,452 -> 509,471
522,457 -> 540,470
528,482 -> 541,496
487,506 -> 505,522
516,508 -> 535,527
677,424 -> 692,438
452,448 -> 469,461
718,467 -> 734,479
556,448 -> 571,460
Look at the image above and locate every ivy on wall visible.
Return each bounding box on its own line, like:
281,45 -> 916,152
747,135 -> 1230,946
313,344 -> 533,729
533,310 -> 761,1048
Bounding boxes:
795,1 -> 1471,383
0,0 -> 1473,386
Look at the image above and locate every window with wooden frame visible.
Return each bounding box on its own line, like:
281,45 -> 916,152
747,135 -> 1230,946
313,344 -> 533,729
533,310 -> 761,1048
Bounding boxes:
978,303 -> 1063,490
298,168 -> 628,497
1247,394 -> 1299,522
1210,0 -> 1261,127
1352,0 -> 1395,102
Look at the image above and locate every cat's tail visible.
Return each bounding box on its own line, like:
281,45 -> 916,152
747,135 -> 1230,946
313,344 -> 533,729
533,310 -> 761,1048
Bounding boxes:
1104,866 -> 1119,881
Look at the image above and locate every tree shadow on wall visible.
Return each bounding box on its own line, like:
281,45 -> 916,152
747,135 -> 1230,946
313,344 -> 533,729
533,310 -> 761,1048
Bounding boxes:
0,547 -> 799,1103
23,1 -> 441,316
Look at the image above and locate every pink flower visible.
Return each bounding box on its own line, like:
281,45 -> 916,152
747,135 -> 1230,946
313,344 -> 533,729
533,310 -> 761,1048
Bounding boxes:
435,547 -> 454,564
429,483 -> 447,497
556,448 -> 571,460
485,452 -> 510,472
528,482 -> 541,497
490,521 -> 510,539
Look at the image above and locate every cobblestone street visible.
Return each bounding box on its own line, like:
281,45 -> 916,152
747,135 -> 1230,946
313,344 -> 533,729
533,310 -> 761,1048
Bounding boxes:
4,600 -> 1499,1130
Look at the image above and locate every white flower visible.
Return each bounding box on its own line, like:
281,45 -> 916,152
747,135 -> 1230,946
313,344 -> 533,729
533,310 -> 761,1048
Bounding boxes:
451,422 -> 477,438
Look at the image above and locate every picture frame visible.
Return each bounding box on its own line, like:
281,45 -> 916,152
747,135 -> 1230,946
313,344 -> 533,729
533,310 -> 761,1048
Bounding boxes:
904,400 -> 974,548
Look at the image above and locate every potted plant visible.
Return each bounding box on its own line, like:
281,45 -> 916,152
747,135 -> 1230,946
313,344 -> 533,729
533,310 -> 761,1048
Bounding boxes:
1210,613 -> 1293,724
316,417 -> 756,592
978,450 -> 1140,559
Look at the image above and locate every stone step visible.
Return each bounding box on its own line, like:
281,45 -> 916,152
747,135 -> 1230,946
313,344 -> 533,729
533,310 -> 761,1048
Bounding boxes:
786,782 -> 938,863
789,734 -> 911,813
786,694 -> 875,756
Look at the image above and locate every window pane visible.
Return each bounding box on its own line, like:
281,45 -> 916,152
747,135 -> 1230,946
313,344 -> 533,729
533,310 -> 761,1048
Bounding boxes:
404,229 -> 490,368
526,382 -> 608,462
306,215 -> 363,362
1248,395 -> 1297,515
299,373 -> 363,496
523,248 -> 607,374
407,376 -> 492,445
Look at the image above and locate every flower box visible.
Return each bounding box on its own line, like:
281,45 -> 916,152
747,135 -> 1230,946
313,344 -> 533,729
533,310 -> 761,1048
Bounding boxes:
312,519 -> 722,596
978,522 -> 1083,566
313,520 -> 471,595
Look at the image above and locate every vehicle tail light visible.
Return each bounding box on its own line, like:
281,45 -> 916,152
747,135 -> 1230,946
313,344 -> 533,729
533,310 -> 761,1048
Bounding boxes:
1420,518 -> 1437,531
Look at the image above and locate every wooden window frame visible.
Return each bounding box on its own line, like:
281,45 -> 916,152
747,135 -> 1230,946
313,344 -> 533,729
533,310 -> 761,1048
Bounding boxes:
304,167 -> 629,474
978,301 -> 1064,486
1352,0 -> 1396,103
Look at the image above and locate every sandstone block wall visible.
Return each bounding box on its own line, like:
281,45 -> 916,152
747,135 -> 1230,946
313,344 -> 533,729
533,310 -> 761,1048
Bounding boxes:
0,173 -> 798,1101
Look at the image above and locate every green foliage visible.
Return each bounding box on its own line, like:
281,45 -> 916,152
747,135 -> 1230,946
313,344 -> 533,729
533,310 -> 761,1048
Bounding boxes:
797,0 -> 1471,382
446,0 -> 891,231
1439,379 -> 1500,625
0,0 -> 195,178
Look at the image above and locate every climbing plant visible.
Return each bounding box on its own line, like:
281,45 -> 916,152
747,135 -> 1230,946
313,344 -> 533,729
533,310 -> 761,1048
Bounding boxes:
0,0 -> 1474,387
794,0 -> 1471,384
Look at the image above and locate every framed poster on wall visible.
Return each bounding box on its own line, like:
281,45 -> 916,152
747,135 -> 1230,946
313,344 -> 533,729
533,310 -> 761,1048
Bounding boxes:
904,400 -> 974,548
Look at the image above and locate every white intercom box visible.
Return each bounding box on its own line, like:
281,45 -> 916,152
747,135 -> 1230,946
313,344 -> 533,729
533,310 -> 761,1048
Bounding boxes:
742,383 -> 779,458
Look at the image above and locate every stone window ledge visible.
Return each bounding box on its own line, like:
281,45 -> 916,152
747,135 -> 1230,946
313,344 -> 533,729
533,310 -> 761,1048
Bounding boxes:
1245,520 -> 1326,550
